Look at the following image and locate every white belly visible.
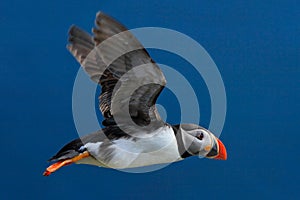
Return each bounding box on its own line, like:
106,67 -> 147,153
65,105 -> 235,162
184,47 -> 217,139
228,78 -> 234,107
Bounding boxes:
80,126 -> 183,169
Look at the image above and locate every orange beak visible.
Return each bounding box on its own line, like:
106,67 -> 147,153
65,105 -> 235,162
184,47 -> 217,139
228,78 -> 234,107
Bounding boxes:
213,138 -> 227,160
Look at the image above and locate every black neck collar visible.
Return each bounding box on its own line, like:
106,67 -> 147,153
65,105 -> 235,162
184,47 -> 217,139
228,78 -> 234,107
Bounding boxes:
172,124 -> 193,159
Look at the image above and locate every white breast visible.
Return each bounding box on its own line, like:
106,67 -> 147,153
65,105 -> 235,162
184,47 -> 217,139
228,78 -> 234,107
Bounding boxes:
113,126 -> 182,169
81,126 -> 183,169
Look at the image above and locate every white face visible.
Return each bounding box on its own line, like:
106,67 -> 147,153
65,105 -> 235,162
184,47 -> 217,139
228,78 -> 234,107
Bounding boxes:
182,128 -> 216,157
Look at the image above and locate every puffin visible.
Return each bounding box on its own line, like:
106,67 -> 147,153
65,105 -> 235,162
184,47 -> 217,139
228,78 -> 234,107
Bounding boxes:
43,12 -> 227,176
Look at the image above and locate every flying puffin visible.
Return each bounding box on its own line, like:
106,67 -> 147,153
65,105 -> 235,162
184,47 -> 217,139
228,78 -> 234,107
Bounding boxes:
43,12 -> 227,176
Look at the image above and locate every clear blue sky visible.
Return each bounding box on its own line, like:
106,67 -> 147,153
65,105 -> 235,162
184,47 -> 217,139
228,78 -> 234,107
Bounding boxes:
1,0 -> 299,199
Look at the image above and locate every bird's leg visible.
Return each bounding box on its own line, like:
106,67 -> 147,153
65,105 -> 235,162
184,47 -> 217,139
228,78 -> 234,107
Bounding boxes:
43,151 -> 90,176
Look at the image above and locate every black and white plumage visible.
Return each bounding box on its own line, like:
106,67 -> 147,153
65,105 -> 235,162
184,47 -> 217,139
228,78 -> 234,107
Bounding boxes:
43,12 -> 227,176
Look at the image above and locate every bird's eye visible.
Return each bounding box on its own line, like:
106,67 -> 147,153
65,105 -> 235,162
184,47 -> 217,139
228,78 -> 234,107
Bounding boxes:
196,132 -> 204,140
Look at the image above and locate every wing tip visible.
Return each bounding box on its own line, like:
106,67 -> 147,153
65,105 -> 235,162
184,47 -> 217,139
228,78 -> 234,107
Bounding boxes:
68,24 -> 78,35
96,11 -> 103,17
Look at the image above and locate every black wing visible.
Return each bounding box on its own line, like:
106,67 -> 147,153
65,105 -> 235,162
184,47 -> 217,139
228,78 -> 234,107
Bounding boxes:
67,12 -> 166,134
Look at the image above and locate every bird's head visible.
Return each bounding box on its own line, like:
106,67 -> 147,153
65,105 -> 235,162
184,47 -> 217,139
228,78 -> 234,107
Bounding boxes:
176,124 -> 227,160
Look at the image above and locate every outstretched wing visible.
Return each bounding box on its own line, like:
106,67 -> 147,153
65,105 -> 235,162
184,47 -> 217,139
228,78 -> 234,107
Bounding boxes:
67,12 -> 166,133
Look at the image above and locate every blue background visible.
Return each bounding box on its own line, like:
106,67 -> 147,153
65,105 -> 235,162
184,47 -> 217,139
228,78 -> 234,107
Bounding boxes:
1,0 -> 299,199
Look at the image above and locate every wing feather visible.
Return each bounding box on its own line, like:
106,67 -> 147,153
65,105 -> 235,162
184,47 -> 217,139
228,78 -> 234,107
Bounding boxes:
67,12 -> 167,135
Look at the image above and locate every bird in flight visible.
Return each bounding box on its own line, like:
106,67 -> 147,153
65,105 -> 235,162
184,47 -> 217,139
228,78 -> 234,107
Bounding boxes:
43,12 -> 227,176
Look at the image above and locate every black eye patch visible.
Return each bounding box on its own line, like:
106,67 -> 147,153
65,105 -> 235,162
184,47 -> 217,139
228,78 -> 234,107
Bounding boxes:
196,132 -> 204,140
